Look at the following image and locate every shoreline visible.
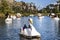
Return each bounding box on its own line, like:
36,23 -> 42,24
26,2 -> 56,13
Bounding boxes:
0,13 -> 60,18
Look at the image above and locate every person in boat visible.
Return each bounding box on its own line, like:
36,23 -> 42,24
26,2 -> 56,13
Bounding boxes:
5,12 -> 9,18
23,24 -> 27,31
28,24 -> 32,30
9,15 -> 11,18
23,24 -> 32,31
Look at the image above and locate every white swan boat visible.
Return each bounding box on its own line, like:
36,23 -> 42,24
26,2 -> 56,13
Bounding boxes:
5,16 -> 12,24
16,13 -> 21,18
49,13 -> 56,18
49,13 -> 60,21
11,15 -> 16,20
29,14 -> 34,17
16,18 -> 21,21
53,16 -> 60,21
38,13 -> 44,19
38,16 -> 44,19
16,13 -> 21,21
20,18 -> 41,39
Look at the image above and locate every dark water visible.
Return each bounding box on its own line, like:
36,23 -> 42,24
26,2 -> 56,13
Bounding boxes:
0,16 -> 60,40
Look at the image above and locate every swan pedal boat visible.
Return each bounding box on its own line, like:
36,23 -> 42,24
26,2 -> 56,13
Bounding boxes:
5,18 -> 12,24
11,15 -> 16,20
19,24 -> 41,39
53,17 -> 60,21
38,16 -> 44,19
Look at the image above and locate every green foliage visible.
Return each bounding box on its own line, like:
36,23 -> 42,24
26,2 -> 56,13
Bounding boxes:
1,0 -> 12,14
12,1 -> 37,15
0,0 -> 38,16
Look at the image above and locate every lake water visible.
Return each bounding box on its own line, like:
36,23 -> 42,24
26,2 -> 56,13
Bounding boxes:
0,16 -> 60,40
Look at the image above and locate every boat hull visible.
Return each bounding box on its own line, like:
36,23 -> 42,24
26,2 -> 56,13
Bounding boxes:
20,34 -> 40,39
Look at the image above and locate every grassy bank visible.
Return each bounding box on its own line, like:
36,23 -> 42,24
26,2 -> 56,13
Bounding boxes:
0,13 -> 60,18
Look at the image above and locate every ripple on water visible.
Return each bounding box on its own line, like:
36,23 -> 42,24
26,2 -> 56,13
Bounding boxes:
0,16 -> 59,40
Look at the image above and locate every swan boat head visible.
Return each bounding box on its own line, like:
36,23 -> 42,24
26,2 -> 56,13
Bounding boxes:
28,18 -> 33,24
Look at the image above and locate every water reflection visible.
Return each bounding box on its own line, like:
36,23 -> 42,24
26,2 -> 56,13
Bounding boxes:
0,16 -> 59,40
57,20 -> 60,40
20,36 -> 40,40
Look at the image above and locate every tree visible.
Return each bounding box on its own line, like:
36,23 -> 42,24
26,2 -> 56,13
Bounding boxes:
1,0 -> 12,14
